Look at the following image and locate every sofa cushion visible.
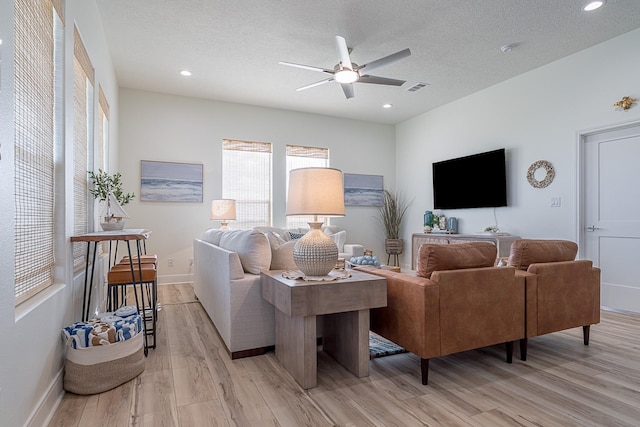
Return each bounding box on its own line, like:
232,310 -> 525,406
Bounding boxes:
219,229 -> 271,274
326,230 -> 346,252
202,228 -> 225,246
322,225 -> 340,235
266,232 -> 297,270
416,242 -> 497,279
253,226 -> 288,241
507,239 -> 578,271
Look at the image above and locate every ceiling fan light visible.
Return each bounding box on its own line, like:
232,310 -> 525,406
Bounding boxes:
584,1 -> 604,11
335,69 -> 359,84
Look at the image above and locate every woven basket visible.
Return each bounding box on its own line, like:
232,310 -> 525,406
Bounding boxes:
385,238 -> 404,255
64,333 -> 145,395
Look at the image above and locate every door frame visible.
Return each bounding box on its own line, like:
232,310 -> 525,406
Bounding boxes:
576,118 -> 640,260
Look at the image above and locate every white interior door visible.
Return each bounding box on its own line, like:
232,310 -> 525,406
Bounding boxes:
582,121 -> 640,313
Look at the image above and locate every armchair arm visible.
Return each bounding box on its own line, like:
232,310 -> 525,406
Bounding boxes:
343,243 -> 364,258
354,266 -> 440,358
431,266 -> 525,355
527,260 -> 600,334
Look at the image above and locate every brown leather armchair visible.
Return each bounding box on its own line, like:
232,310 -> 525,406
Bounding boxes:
507,239 -> 601,360
356,242 -> 525,385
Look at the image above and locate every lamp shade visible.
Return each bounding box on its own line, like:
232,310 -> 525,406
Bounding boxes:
286,167 -> 345,217
210,199 -> 236,220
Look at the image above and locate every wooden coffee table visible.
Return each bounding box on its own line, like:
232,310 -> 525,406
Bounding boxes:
261,269 -> 387,389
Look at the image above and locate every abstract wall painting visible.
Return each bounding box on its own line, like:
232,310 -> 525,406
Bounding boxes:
343,173 -> 384,207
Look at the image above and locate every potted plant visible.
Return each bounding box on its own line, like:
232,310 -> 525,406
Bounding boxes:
376,189 -> 413,265
88,169 -> 135,230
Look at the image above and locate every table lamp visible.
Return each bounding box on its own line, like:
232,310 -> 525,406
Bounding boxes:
210,199 -> 236,229
286,167 -> 345,277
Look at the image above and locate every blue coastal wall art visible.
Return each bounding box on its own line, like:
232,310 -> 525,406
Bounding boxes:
343,173 -> 383,207
140,160 -> 203,202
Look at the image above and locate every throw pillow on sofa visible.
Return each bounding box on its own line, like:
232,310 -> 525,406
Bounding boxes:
266,232 -> 298,270
202,228 -> 225,246
219,229 -> 271,274
288,231 -> 306,240
417,242 -> 497,279
325,229 -> 346,253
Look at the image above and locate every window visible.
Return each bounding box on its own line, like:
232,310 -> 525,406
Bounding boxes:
72,27 -> 95,270
222,140 -> 272,229
13,0 -> 63,303
97,86 -> 109,171
285,145 -> 329,228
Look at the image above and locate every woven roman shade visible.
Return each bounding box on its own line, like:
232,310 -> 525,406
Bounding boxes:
285,145 -> 329,228
72,27 -> 94,270
14,0 -> 59,303
222,139 -> 272,229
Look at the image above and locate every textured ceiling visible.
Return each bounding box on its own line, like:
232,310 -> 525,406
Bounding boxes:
96,0 -> 640,124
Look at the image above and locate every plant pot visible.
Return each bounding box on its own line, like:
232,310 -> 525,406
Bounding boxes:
385,238 -> 404,255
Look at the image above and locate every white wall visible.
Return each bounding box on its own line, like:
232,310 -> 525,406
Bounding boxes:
0,2 -> 119,426
117,90 -> 396,282
396,28 -> 640,269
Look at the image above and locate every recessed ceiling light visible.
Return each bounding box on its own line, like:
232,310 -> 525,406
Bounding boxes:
584,1 -> 604,11
180,70 -> 192,77
382,104 -> 393,109
500,44 -> 517,53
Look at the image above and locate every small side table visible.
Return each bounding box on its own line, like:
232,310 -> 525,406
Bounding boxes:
261,270 -> 387,389
71,229 -> 153,353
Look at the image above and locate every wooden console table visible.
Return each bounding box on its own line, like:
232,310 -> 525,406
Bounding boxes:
411,232 -> 521,269
261,270 -> 387,389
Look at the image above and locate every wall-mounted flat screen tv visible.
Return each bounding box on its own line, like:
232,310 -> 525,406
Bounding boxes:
432,148 -> 507,209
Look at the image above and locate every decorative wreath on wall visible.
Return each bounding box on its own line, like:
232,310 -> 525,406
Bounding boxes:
527,160 -> 555,188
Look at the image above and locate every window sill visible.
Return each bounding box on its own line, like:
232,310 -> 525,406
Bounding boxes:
15,283 -> 66,323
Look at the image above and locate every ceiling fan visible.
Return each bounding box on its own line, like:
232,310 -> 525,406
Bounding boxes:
279,36 -> 411,99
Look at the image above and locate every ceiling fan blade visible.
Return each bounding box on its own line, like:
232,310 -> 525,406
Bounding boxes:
340,83 -> 354,99
334,35 -> 353,70
279,61 -> 333,74
296,78 -> 334,91
357,75 -> 406,86
357,48 -> 411,75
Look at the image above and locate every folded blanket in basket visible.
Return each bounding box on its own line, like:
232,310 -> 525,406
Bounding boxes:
89,321 -> 116,346
112,315 -> 142,342
63,312 -> 142,349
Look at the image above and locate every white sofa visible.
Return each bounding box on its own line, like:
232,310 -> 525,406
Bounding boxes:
193,226 -> 363,358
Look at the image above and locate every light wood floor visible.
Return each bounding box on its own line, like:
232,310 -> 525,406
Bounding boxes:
49,283 -> 640,427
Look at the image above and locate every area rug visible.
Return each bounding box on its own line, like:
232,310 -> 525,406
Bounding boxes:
369,332 -> 407,359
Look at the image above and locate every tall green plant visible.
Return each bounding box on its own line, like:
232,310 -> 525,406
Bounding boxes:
88,169 -> 135,205
376,189 -> 412,239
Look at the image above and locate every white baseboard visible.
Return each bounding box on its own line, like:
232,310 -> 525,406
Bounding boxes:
158,273 -> 193,285
27,369 -> 64,427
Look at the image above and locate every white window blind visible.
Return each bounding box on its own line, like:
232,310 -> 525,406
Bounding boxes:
285,145 -> 329,228
222,139 -> 272,229
72,27 -> 94,270
14,0 -> 61,304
